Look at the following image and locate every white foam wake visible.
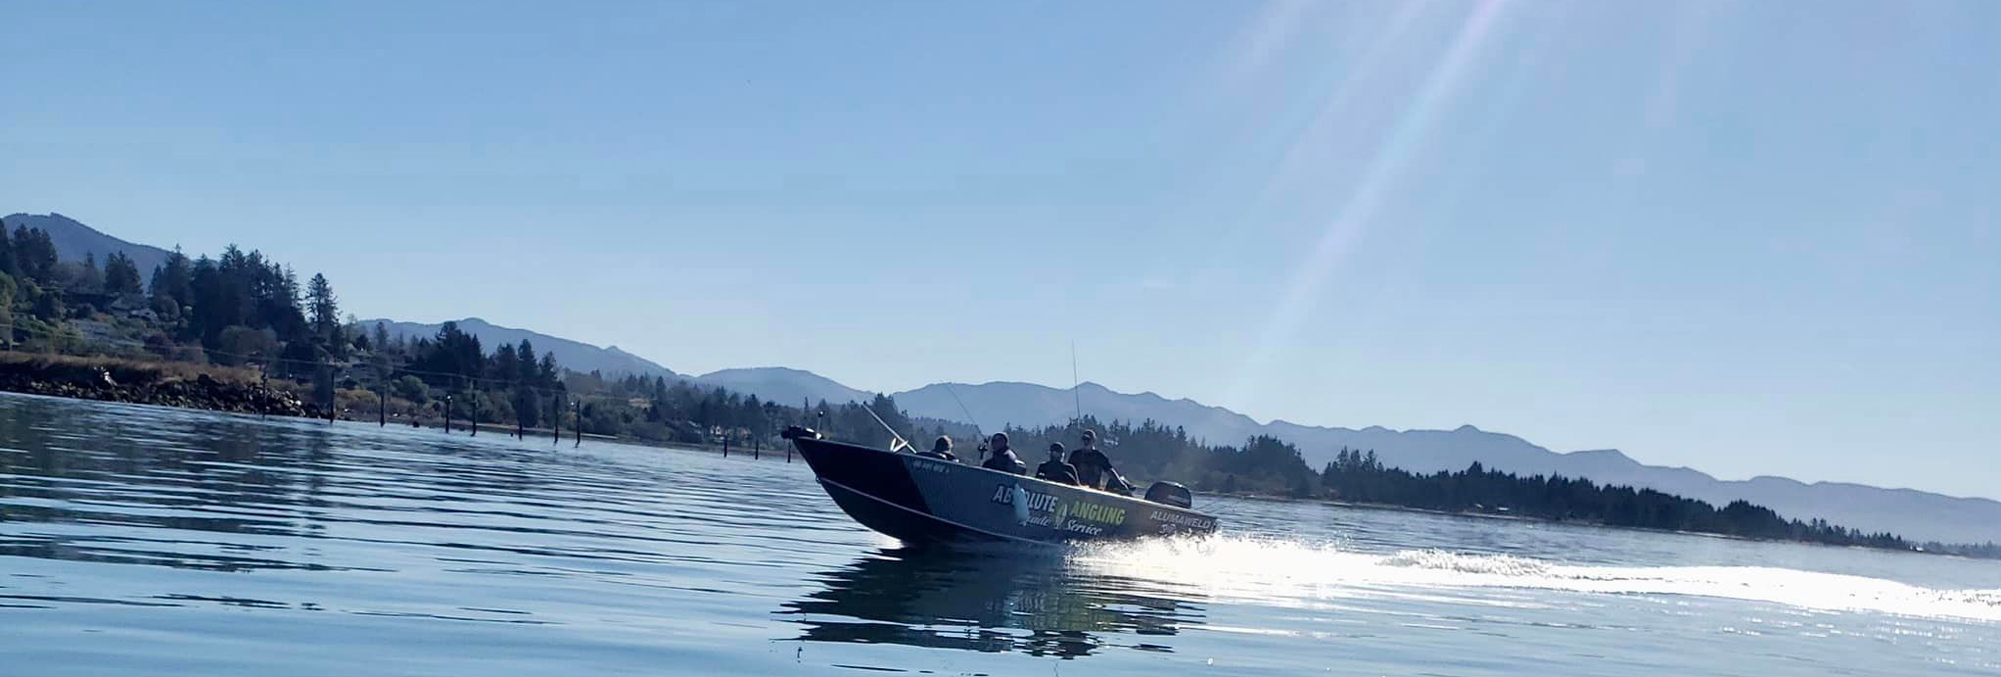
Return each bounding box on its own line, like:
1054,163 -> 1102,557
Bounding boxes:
1068,535 -> 2001,623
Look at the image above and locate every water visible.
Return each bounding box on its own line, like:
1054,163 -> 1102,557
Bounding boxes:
1,394 -> 1995,676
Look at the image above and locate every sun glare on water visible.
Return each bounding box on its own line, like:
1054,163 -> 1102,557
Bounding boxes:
1069,534 -> 2001,624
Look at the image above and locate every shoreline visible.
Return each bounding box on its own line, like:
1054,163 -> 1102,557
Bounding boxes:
0,353 -> 794,461
0,352 -> 313,418
0,353 -> 1982,558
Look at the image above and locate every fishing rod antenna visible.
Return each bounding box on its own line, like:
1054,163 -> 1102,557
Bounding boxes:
852,395 -> 916,453
940,381 -> 986,459
1070,340 -> 1084,425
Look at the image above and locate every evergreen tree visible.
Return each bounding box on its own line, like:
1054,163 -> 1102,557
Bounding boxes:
73,252 -> 104,292
0,226 -> 15,279
103,252 -> 143,295
306,273 -> 340,354
150,248 -> 193,307
537,352 -> 558,387
11,226 -> 58,284
516,339 -> 538,384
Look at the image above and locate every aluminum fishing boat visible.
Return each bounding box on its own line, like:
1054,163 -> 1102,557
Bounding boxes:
784,427 -> 1219,545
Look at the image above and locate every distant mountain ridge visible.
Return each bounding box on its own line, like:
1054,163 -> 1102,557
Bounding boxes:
3,212 -> 175,283
888,380 -> 2001,544
23,212 -> 2000,544
693,367 -> 872,408
361,317 -> 679,380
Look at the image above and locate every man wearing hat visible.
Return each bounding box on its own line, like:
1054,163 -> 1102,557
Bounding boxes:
980,432 -> 1026,475
1068,428 -> 1128,492
1035,442 -> 1080,485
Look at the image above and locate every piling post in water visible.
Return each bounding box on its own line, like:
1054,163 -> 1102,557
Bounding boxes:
552,395 -> 560,445
443,394 -> 453,434
754,436 -> 760,460
378,385 -> 386,427
723,437 -> 729,458
573,401 -> 581,448
470,394 -> 478,437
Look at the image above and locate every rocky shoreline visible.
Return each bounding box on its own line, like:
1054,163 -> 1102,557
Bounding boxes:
0,356 -> 313,417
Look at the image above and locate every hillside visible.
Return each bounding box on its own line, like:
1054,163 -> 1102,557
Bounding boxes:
363,317 -> 677,380
692,367 -> 872,408
3,212 -> 174,281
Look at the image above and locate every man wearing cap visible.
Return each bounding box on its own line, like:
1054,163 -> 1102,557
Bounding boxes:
980,432 -> 1027,475
1068,429 -> 1127,492
1035,442 -> 1080,485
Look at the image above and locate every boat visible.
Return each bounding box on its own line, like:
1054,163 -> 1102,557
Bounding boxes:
784,426 -> 1219,546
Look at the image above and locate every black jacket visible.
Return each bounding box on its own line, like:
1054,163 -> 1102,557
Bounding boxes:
1068,447 -> 1115,488
1035,459 -> 1080,485
982,449 -> 1026,475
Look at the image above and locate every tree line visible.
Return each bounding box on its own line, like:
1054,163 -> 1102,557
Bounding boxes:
991,416 -> 1925,552
1318,449 -> 1911,549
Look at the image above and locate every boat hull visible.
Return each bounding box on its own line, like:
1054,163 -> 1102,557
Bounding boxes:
791,437 -> 1219,546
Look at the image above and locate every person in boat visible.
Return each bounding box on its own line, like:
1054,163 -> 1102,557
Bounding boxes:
918,435 -> 958,462
980,432 -> 1027,475
1068,428 -> 1131,492
1035,442 -> 1080,485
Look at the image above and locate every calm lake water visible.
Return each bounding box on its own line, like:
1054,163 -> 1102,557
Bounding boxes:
1,394 -> 1996,676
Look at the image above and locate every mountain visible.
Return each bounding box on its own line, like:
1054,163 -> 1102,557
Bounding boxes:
892,381 -> 2001,544
693,367 -> 873,408
362,317 -> 677,380
3,212 -> 175,281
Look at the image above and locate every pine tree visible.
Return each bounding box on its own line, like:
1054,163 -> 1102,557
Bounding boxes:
71,252 -> 105,292
306,273 -> 340,356
0,226 -> 15,279
104,252 -> 144,295
516,339 -> 538,384
150,248 -> 193,306
537,351 -> 558,386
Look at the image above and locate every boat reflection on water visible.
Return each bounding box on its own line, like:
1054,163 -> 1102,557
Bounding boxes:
781,545 -> 1206,659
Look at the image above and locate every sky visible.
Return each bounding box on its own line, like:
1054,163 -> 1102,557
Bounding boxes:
4,1 -> 1997,499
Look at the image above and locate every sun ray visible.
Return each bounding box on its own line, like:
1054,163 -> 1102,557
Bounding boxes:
1227,0 -> 1513,407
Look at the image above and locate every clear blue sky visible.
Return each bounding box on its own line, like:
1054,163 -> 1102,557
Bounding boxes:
4,1 -> 1997,498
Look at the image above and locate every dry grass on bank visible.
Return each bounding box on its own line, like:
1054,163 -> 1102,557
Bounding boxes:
0,351 -> 262,386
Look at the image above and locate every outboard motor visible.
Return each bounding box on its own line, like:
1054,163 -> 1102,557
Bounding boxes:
1144,481 -> 1193,509
781,426 -> 821,440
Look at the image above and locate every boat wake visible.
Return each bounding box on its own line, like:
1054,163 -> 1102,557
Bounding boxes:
1069,535 -> 2001,624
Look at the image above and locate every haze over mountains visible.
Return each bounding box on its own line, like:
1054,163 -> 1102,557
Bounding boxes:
20,212 -> 2001,544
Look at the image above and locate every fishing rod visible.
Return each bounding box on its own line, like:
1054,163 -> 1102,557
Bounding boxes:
939,381 -> 989,460
851,395 -> 917,454
1070,340 -> 1083,424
